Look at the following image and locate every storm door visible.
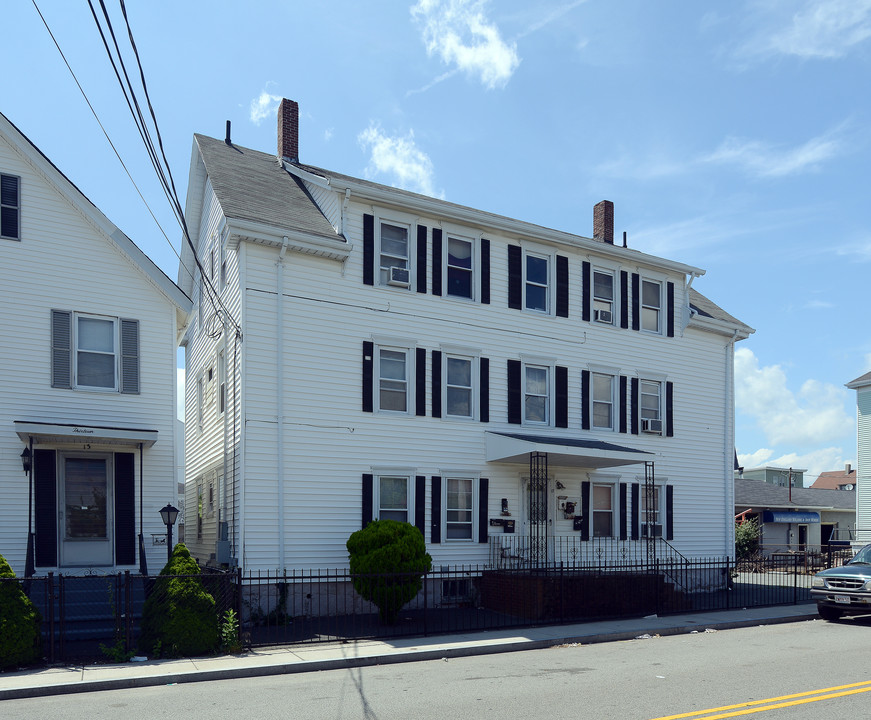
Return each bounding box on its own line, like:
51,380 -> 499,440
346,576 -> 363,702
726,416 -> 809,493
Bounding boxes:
59,454 -> 114,566
526,451 -> 551,567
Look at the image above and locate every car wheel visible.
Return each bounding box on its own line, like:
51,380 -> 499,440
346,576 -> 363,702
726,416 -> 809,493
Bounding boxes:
818,605 -> 842,622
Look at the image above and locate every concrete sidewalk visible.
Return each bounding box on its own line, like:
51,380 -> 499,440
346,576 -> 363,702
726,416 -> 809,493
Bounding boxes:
0,603 -> 820,701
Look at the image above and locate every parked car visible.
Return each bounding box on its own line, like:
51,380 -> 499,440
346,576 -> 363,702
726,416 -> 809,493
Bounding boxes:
812,544 -> 871,621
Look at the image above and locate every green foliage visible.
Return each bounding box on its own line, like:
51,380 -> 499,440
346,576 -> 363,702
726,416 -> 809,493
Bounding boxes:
735,517 -> 760,559
99,638 -> 135,663
138,544 -> 219,658
220,608 -> 242,654
0,554 -> 42,670
346,520 -> 432,623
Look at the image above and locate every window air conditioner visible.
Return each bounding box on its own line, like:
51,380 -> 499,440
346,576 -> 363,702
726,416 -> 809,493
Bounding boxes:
642,523 -> 663,538
594,309 -> 613,324
387,266 -> 410,287
642,418 -> 663,434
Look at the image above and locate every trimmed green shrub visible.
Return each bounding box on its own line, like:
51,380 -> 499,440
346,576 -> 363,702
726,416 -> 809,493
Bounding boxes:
0,554 -> 42,670
138,544 -> 219,658
735,517 -> 760,560
347,520 -> 432,623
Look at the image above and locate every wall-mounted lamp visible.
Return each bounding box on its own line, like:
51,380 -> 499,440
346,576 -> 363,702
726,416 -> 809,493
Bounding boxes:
20,447 -> 31,474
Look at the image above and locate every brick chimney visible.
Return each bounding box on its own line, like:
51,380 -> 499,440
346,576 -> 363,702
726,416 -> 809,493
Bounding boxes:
593,200 -> 614,244
278,98 -> 299,162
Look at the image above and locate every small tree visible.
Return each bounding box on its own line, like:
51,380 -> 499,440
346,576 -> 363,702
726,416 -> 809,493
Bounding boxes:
347,520 -> 432,624
735,517 -> 760,560
0,554 -> 42,669
138,544 -> 219,658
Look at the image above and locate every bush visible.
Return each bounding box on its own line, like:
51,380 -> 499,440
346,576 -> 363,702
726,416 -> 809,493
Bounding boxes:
138,544 -> 219,658
347,520 -> 432,623
0,554 -> 42,670
735,517 -> 760,560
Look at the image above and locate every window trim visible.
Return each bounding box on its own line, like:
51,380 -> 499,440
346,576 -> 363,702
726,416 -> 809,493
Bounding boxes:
375,343 -> 413,415
217,347 -> 227,416
523,248 -> 552,314
74,314 -> 119,392
373,472 -> 415,524
441,474 -> 480,542
592,268 -> 616,325
591,371 -> 616,431
591,482 -> 616,538
1,172 -> 21,241
443,352 -> 477,420
443,231 -> 476,301
523,362 -> 552,426
376,211 -> 415,289
641,277 -> 663,334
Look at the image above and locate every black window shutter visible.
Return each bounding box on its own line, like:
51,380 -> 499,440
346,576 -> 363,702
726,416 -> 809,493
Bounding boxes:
416,225 -> 428,294
555,365 -> 568,428
631,483 -> 640,539
667,281 -> 675,337
556,255 -> 569,318
415,476 -> 426,536
362,474 -> 373,527
363,214 -> 374,286
34,449 -> 57,567
478,478 -> 489,543
631,273 -> 640,331
619,376 -> 628,434
120,319 -> 140,394
479,356 -> 490,423
51,309 -> 72,389
619,483 -> 628,541
431,350 -> 442,418
432,228 -> 443,296
666,485 -> 674,540
431,476 -> 442,544
630,377 -> 639,434
1,174 -> 20,239
507,245 -> 522,310
582,261 -> 591,323
507,359 -> 522,424
362,341 -> 374,412
620,271 -> 629,329
114,452 -> 136,565
416,348 -> 426,416
666,381 -> 674,437
580,481 -> 590,541
581,369 -> 591,430
480,238 -> 491,304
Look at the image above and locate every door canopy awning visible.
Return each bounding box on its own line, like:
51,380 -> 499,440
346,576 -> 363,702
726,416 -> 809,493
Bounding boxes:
486,431 -> 652,469
14,421 -> 158,448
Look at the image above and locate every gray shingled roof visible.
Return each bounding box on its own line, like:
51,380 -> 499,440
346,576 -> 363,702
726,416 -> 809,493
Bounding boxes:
735,478 -> 856,510
690,289 -> 753,333
195,134 -> 339,243
847,371 -> 871,388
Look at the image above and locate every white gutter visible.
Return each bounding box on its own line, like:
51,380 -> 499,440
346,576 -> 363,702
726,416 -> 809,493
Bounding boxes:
277,237 -> 288,571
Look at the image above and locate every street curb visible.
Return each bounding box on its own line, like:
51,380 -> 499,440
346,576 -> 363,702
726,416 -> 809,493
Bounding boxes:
0,613 -> 819,701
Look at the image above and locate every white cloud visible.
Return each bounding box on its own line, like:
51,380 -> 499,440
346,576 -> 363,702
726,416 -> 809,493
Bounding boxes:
765,0 -> 871,59
702,127 -> 843,178
515,0 -> 588,39
358,124 -> 441,198
804,299 -> 835,309
411,0 -> 521,89
177,368 -> 185,422
249,90 -> 282,125
735,347 -> 853,447
324,128 -> 334,142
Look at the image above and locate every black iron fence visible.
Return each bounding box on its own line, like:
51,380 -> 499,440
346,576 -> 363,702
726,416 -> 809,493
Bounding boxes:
6,547 -> 856,665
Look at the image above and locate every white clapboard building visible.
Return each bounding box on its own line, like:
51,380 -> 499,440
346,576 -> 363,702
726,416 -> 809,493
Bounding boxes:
179,99 -> 753,573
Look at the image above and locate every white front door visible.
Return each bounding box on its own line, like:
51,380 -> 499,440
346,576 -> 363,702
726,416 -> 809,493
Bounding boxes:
59,454 -> 114,567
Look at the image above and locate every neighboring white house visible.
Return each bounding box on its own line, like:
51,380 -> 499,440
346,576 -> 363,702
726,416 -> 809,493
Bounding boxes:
179,99 -> 753,573
847,371 -> 871,547
0,111 -> 191,577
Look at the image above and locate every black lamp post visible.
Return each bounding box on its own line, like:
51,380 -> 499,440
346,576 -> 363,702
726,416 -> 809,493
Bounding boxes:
159,503 -> 179,561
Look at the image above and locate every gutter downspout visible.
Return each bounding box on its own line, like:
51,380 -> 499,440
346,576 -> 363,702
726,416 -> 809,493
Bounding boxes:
725,329 -> 739,558
25,436 -> 34,579
277,237 -> 288,570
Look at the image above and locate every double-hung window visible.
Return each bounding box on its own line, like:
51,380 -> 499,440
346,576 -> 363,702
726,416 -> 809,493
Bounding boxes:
641,279 -> 662,333
378,346 -> 410,412
379,220 -> 410,287
445,476 -> 475,540
592,373 -> 615,430
375,475 -> 412,523
76,315 -> 118,389
524,252 -> 550,312
640,380 -> 662,433
446,235 -> 474,299
593,270 -> 615,324
445,354 -> 474,418
524,364 -> 550,424
640,485 -> 662,536
1,173 -> 20,240
592,484 -> 614,537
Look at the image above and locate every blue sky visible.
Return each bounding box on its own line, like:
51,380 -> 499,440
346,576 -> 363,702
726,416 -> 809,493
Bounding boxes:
4,1 -> 869,483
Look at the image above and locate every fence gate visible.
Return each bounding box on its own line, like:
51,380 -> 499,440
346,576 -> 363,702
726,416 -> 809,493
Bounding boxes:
528,451 -> 549,566
644,461 -> 656,563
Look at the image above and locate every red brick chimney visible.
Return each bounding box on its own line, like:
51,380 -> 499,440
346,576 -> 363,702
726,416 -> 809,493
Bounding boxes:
593,200 -> 614,244
278,98 -> 299,162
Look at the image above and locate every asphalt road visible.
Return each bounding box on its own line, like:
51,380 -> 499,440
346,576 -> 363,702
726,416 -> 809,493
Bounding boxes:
5,617 -> 871,719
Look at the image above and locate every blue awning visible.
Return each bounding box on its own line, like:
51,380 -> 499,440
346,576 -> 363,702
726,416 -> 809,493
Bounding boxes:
762,511 -> 820,524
